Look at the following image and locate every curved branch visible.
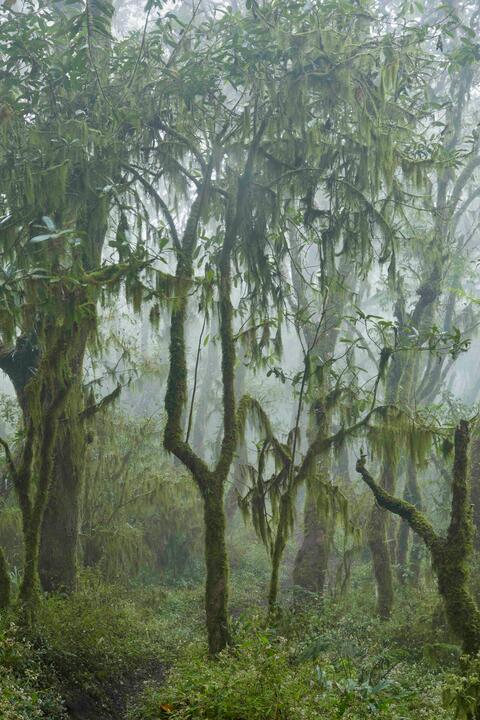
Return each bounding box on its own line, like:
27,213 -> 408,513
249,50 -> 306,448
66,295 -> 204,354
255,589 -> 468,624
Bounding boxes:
355,452 -> 439,551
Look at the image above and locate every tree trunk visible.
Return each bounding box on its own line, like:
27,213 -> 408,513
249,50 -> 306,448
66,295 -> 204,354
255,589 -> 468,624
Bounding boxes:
39,325 -> 88,593
396,518 -> 409,582
293,483 -> 332,594
268,495 -> 290,612
0,547 -> 10,610
369,456 -> 395,618
368,501 -> 394,619
192,321 -> 218,456
470,422 -> 480,551
358,421 -> 480,653
225,442 -> 248,522
203,480 -> 231,655
19,523 -> 41,613
397,458 -> 423,584
17,369 -> 68,622
434,543 -> 480,655
39,382 -> 86,592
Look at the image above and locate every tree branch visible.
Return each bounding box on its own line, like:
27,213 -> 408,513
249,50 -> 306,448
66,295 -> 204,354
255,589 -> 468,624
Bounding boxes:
355,450 -> 439,550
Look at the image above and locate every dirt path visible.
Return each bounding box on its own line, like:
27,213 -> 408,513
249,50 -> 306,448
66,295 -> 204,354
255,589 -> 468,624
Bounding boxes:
65,662 -> 166,720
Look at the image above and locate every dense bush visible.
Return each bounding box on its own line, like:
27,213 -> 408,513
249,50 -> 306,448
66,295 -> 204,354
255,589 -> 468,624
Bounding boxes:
0,619 -> 65,720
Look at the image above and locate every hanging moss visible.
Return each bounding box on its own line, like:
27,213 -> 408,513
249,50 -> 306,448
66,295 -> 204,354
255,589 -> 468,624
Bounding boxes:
357,421 -> 480,656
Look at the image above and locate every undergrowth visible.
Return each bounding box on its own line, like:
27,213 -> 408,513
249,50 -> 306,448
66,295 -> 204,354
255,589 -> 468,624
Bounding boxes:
0,567 -> 467,720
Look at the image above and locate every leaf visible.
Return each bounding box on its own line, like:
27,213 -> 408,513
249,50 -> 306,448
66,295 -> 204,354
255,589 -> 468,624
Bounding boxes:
41,215 -> 55,231
30,234 -> 53,243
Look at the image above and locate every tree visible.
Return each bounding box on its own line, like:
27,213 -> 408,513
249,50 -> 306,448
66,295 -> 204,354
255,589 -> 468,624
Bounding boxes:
0,0 -> 152,605
357,420 -> 480,657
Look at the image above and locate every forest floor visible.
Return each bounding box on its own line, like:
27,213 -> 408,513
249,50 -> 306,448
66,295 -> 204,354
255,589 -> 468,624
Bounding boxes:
0,564 -> 464,720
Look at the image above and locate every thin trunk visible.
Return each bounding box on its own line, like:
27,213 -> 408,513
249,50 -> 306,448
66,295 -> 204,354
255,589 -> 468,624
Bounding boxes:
369,455 -> 395,618
470,422 -> 480,551
225,355 -> 247,522
368,502 -> 394,619
268,496 -> 289,611
192,319 -> 218,455
225,442 -> 248,522
0,547 -> 11,610
396,519 -> 409,582
397,458 -> 423,584
164,167 -> 233,655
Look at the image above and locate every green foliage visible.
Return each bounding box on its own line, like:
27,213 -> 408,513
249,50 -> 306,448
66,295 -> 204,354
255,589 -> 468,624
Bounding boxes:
0,620 -> 65,720
35,578 -> 162,687
0,577 -> 203,719
82,408 -> 204,582
129,588 -> 451,720
443,655 -> 480,720
129,629 -> 320,720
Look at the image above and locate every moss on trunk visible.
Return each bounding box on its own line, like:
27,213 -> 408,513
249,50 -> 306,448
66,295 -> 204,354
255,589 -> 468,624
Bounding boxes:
293,483 -> 333,595
203,481 -> 232,654
357,421 -> 480,655
39,330 -> 88,593
368,503 -> 394,619
397,458 -> 423,584
470,421 -> 480,551
39,408 -> 85,593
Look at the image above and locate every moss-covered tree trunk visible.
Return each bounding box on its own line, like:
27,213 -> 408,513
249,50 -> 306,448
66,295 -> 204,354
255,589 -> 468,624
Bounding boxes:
203,480 -> 231,653
268,495 -> 290,611
289,237 -> 350,597
397,458 -> 423,584
225,441 -> 248,522
1,328 -> 89,595
368,497 -> 394,619
470,422 -> 480,551
192,318 -> 219,456
164,125 -> 267,653
357,420 -> 480,655
225,356 -> 248,522
367,269 -> 439,617
164,171 -> 233,655
39,378 -> 86,592
293,428 -> 334,595
15,343 -> 71,621
293,487 -> 332,594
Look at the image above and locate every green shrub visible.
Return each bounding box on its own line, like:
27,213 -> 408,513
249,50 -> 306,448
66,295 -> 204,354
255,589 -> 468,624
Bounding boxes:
128,630 -> 320,720
0,620 -> 65,720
